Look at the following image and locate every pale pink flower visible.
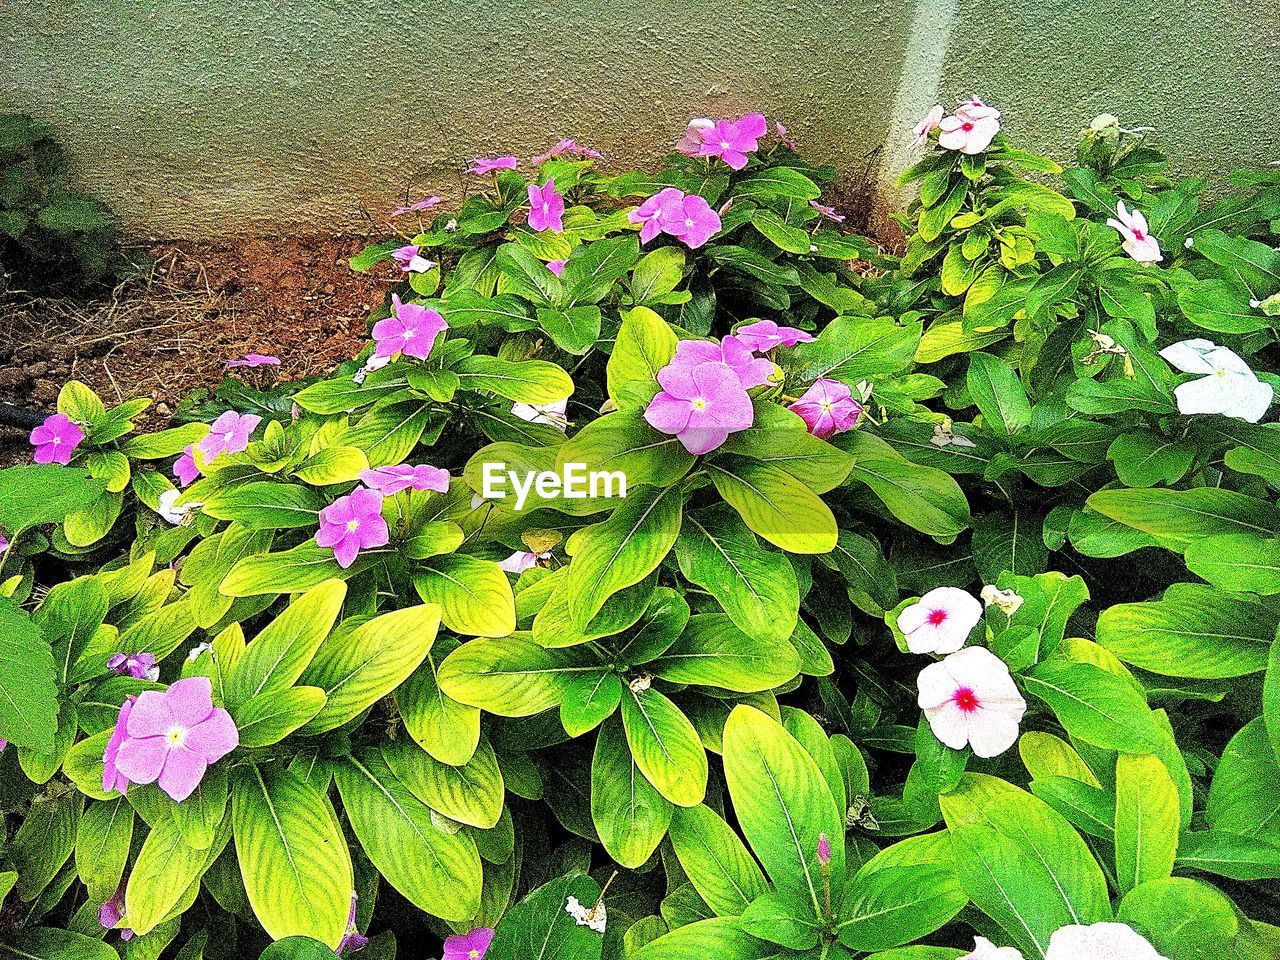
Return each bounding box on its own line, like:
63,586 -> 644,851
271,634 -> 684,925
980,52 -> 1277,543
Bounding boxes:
816,834 -> 831,866
645,360 -> 754,455
99,882 -> 135,941
898,586 -> 983,654
498,550 -> 549,573
468,156 -> 520,175
444,928 -> 495,960
197,411 -> 262,462
390,244 -> 436,274
532,139 -> 603,164
173,444 -> 199,486
810,200 -> 844,223
390,196 -> 442,216
547,259 -> 566,276
938,103 -> 1001,155
107,652 -> 159,682
774,121 -> 798,149
315,487 -> 389,569
671,337 -> 774,389
659,192 -> 722,249
788,378 -> 863,440
337,893 -> 369,954
512,397 -> 569,431
1107,201 -> 1163,263
528,179 -> 565,233
226,353 -> 281,368
359,463 -> 449,496
676,118 -> 716,157
955,97 -> 1001,121
917,647 -> 1026,758
1046,923 -> 1168,960
629,187 -> 684,244
911,105 -> 945,148
735,320 -> 815,353
962,937 -> 1024,960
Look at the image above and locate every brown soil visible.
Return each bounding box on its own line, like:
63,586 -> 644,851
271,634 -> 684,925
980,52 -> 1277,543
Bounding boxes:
0,235 -> 382,462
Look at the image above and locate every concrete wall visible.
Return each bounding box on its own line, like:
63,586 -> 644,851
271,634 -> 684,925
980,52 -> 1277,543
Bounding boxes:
3,0 -> 1277,238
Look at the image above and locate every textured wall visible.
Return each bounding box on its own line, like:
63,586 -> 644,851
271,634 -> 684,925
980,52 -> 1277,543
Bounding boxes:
3,0 -> 1277,237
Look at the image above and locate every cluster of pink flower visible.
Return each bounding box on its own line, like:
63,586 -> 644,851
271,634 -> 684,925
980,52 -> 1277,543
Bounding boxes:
912,97 -> 1002,155
315,463 -> 448,568
675,113 -> 768,170
628,187 -> 723,249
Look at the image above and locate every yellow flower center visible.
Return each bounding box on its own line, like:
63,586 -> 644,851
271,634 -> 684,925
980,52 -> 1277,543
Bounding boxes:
691,398 -> 707,410
346,519 -> 360,532
820,400 -> 833,412
166,726 -> 187,748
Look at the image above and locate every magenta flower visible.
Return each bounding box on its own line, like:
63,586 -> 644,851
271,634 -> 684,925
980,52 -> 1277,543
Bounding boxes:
102,698 -> 134,795
109,677 -> 239,803
390,196 -> 442,216
532,139 -> 603,164
107,652 -> 159,682
788,378 -> 863,440
359,463 -> 449,496
226,353 -> 281,368
697,113 -> 767,170
775,121 -> 798,149
316,487 -> 389,568
661,192 -> 722,249
373,294 -> 448,361
810,200 -> 845,223
445,928 -> 495,960
527,179 -> 565,233
173,444 -> 200,486
547,259 -> 566,276
645,360 -> 754,455
0,531 -> 9,554
817,833 -> 832,866
99,882 -> 135,941
671,336 -> 775,389
468,156 -> 520,175
337,894 -> 369,955
197,411 -> 262,463
734,320 -> 815,353
30,413 -> 84,465
629,187 -> 684,244
676,118 -> 716,156
390,244 -> 436,274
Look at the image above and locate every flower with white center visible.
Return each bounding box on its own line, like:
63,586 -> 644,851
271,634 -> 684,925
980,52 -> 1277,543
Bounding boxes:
498,550 -> 550,574
1159,338 -> 1273,423
156,488 -> 202,526
511,397 -> 568,431
1046,922 -> 1168,960
565,896 -> 606,933
981,585 -> 1024,617
962,936 -> 1025,960
1106,201 -> 1162,263
897,586 -> 983,654
917,646 -> 1027,758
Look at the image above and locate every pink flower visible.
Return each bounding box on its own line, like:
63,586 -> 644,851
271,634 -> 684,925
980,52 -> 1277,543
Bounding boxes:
527,179 -> 565,233
107,652 -> 159,682
644,360 -> 754,455
197,411 -> 262,462
532,139 -> 603,164
359,463 -> 449,496
390,196 -> 442,216
672,337 -> 774,389
1107,201 -> 1163,263
373,294 -> 448,361
676,118 -> 716,156
102,698 -> 134,795
788,378 -> 863,440
1046,923 -> 1168,960
775,121 -> 798,149
697,113 -> 767,170
0,533 -> 8,554
961,937 -> 1024,960
629,187 -> 685,244
734,320 -> 815,353
917,647 -> 1026,759
498,550 -> 548,573
938,101 -> 1001,155
810,200 -> 844,223
226,353 -> 281,368
911,105 -> 945,148
546,259 -> 566,276
173,444 -> 199,486
897,586 -> 983,655
391,244 -> 436,274
109,677 -> 239,802
816,833 -> 831,866
660,192 -> 722,249
30,413 -> 84,465
99,882 -> 135,941
444,928 -> 495,960
337,894 -> 369,955
316,487 -> 389,568
468,156 -> 520,175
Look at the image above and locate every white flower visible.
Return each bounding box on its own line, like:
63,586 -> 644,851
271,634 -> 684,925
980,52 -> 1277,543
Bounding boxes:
1046,922 -> 1168,960
186,642 -> 212,662
963,936 -> 1025,960
511,397 -> 568,431
930,420 -> 977,448
156,488 -> 201,526
498,550 -> 549,574
897,586 -> 983,654
981,585 -> 1024,617
1106,201 -> 1162,263
938,100 -> 1001,155
1184,236 -> 1194,249
565,895 -> 606,933
917,646 -> 1027,758
1159,338 -> 1273,423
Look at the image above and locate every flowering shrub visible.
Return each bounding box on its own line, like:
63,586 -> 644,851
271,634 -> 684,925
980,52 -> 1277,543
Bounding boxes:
0,106 -> 1278,960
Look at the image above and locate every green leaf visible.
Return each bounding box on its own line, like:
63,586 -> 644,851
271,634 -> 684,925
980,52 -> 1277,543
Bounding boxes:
1176,828 -> 1280,881
607,306 -> 678,404
536,305 -> 602,354
486,872 -> 604,960
561,234 -> 640,306
75,798 -> 133,903
3,790 -> 79,901
396,642 -> 481,765
202,482 -> 327,529
1119,877 -> 1240,960
234,687 -> 327,747
707,456 -> 837,554
258,939 -> 339,960
1206,718 -> 1280,842
967,353 -> 1031,437
221,543 -> 374,597
838,431 -> 970,539
0,598 -> 58,752
555,411 -> 694,487
0,465 -> 107,534
0,929 -> 117,960
1023,659 -> 1161,752
413,555 -> 515,637
630,247 -> 686,305
1085,487 -> 1280,551
1115,753 -> 1179,895
438,636 -> 596,716
792,316 -> 922,385
126,815 -> 229,936
591,716 -> 673,867
654,614 -> 800,692
620,685 -> 707,807
667,804 -> 769,916
1185,534 -> 1280,594
838,862 -> 967,952
454,355 -> 574,405
232,765 -> 353,949
633,918 -> 777,960
741,889 -> 819,949
382,736 -> 504,829
734,167 -> 821,201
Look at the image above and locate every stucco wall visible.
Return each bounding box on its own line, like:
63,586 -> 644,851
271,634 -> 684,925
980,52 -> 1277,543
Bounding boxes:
3,0 -> 1277,238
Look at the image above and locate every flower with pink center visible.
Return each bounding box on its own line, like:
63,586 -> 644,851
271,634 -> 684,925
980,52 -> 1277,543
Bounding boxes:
337,893 -> 369,955
99,881 -> 135,941
359,463 -> 450,496
917,646 -> 1026,758
316,487 -> 389,568
468,156 -> 520,175
173,444 -> 200,486
546,259 -> 566,276
911,105 -> 945,148
672,336 -> 774,389
897,586 -> 983,654
527,179 -> 565,233
102,698 -> 135,795
775,121 -> 798,150
938,103 -> 1001,155
810,200 -> 845,223
390,195 -> 442,216
30,413 -> 84,465
961,936 -> 1024,960
108,677 -> 239,802
372,294 -> 448,361
532,139 -> 603,164
629,187 -> 684,244
665,192 -> 724,249
788,378 -> 863,440
676,118 -> 716,156
197,411 -> 262,463
107,652 -> 159,682
390,244 -> 436,274
1046,923 -> 1168,960
697,113 -> 767,170
1107,201 -> 1163,263
444,928 -> 495,960
734,319 -> 815,353
498,550 -> 549,573
645,360 -> 754,455
226,353 -> 281,368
